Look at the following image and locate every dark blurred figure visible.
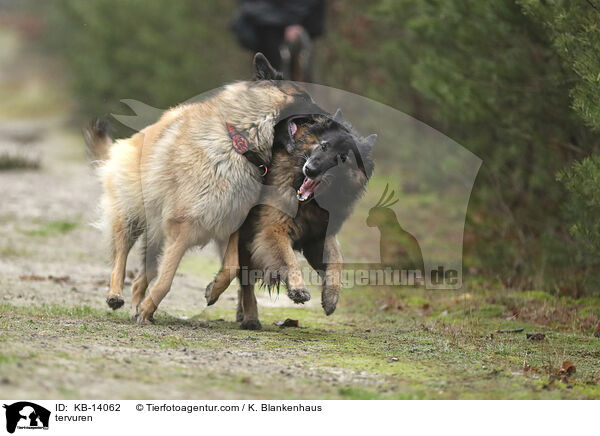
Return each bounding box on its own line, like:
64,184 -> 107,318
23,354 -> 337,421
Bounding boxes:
232,0 -> 325,81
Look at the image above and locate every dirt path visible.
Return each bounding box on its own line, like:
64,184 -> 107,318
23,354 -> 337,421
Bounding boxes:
1,121 -> 600,399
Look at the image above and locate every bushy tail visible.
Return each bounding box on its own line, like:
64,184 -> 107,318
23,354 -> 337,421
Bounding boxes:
84,119 -> 112,163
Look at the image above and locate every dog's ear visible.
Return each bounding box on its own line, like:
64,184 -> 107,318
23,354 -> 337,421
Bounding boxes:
354,134 -> 377,179
362,134 -> 377,150
253,53 -> 283,80
283,119 -> 299,153
332,108 -> 344,123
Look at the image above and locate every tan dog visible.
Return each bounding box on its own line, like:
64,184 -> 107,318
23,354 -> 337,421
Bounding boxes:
86,54 -> 321,322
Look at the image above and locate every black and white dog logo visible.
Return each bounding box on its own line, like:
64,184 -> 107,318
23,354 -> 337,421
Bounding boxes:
3,402 -> 50,434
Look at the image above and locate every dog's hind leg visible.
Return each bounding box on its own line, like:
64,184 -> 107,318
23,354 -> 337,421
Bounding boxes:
303,236 -> 343,315
130,233 -> 160,319
236,288 -> 244,322
106,214 -> 139,310
137,220 -> 198,323
205,231 -> 239,306
239,283 -> 261,330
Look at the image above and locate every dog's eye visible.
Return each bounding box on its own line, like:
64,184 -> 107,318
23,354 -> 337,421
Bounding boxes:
320,141 -> 328,151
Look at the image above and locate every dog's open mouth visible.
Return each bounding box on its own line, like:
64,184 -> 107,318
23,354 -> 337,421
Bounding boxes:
297,177 -> 321,201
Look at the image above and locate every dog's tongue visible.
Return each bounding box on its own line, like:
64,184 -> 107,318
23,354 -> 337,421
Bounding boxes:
290,121 -> 297,136
297,177 -> 320,201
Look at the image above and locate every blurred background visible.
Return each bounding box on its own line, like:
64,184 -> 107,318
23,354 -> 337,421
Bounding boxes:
1,0 -> 599,297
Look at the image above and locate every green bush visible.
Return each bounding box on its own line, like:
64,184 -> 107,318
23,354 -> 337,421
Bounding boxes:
558,156 -> 600,259
317,0 -> 600,292
521,0 -> 600,130
45,0 -> 247,133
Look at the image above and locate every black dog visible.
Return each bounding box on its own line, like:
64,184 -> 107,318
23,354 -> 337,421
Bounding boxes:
206,110 -> 376,329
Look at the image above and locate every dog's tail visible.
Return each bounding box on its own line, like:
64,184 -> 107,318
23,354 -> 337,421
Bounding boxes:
84,119 -> 112,163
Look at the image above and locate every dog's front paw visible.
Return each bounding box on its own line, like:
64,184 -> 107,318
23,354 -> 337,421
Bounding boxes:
106,294 -> 124,310
287,287 -> 311,304
136,299 -> 156,324
240,319 -> 262,330
136,312 -> 155,325
205,280 -> 218,306
321,287 -> 340,315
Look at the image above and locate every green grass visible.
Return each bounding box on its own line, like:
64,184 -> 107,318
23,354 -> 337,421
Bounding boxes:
21,219 -> 79,237
1,284 -> 599,399
0,245 -> 31,257
0,352 -> 18,366
178,251 -> 221,280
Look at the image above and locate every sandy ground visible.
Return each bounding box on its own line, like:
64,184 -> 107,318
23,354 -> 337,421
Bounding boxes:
1,124 -> 599,400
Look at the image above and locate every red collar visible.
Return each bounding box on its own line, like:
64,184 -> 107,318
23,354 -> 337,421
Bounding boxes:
226,122 -> 249,154
226,122 -> 268,177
